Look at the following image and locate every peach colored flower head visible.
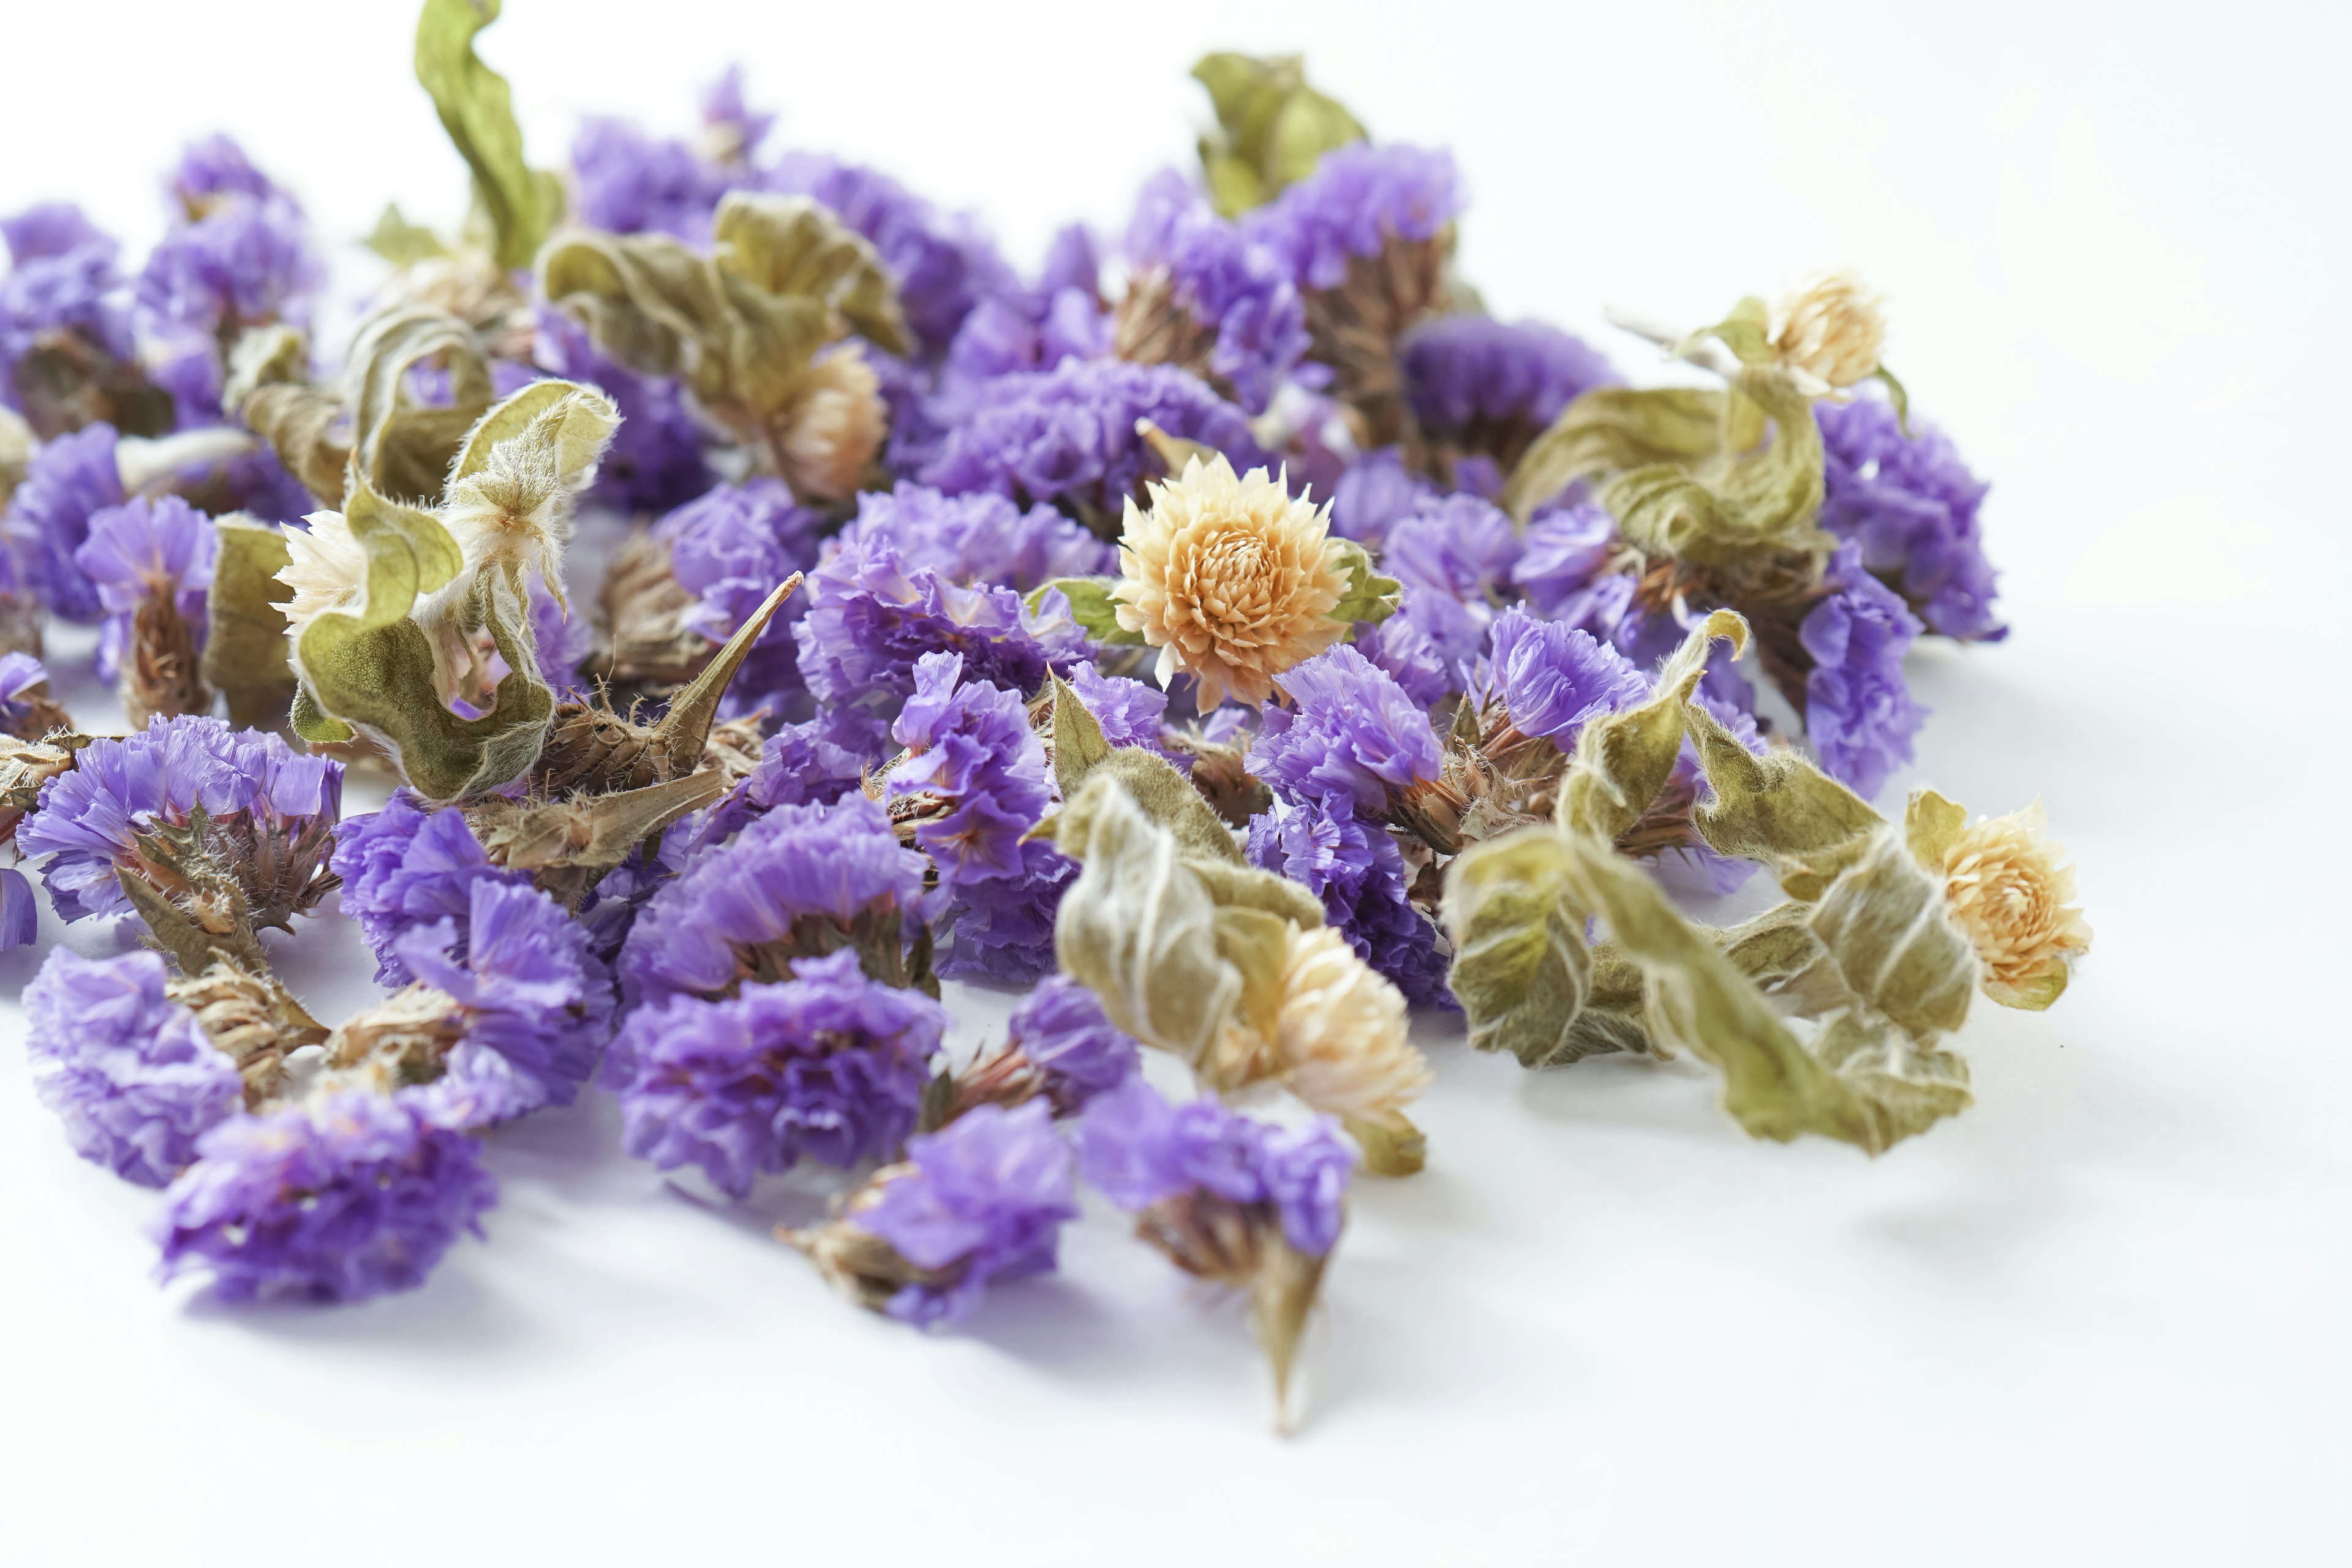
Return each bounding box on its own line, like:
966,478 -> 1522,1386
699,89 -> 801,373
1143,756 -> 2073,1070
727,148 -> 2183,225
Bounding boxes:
773,341 -> 885,503
1771,270 -> 1887,395
1939,800 -> 2092,1009
1112,452 -> 1349,710
1270,922 -> 1430,1123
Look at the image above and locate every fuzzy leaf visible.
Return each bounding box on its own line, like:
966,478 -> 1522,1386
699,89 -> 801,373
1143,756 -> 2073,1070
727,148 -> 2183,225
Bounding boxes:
413,0 -> 559,272
1038,747 -> 1240,866
1903,788 -> 1968,875
346,306 -> 494,507
1327,538 -> 1401,625
1601,367 -> 1831,569
1679,296 -> 1775,367
1346,1113 -> 1426,1177
1188,858 -> 1327,929
1035,576 -> 1147,647
1439,828 -> 1594,1068
1559,609 -> 1747,843
1046,671 -> 1115,802
1504,385 -> 1725,521
1191,53 -> 1366,218
1685,696 -> 1884,900
364,203 -> 450,267
713,193 -> 909,360
1053,776 -> 1243,1070
1806,826 -> 1978,1041
201,518 -> 300,730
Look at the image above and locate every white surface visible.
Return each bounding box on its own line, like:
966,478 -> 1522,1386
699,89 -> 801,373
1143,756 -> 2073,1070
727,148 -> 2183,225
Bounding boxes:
3,2 -> 2348,1564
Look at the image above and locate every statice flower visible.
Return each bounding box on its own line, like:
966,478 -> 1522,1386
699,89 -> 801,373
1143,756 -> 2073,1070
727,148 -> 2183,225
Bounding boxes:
654,477 -> 825,715
1801,540 -> 1928,799
619,793 -> 933,1009
376,880 -> 612,1128
888,652 -> 1050,889
75,493 -> 216,685
1327,447 -> 1436,549
1511,502 -> 1618,617
534,309 -> 712,513
1483,606 -> 1649,750
794,1100 -> 1077,1326
6,420 -> 123,620
1400,314 -> 1617,468
1379,493 -> 1523,667
1248,791 -> 1452,1008
331,794 -> 529,986
1079,1076 -> 1354,1257
944,974 -> 1140,1117
919,358 -> 1267,526
155,1089 -> 497,1304
1353,601 -> 1455,708
0,650 -> 69,737
685,716 -> 870,852
20,715 -> 342,927
1817,396 -> 2003,642
1244,144 -> 1461,290
794,483 -> 1102,751
1066,658 -> 1182,765
1117,170 -> 1308,413
1248,645 -> 1443,820
608,948 -> 943,1197
1,203 -> 136,423
570,116 -> 729,239
24,948 -> 244,1187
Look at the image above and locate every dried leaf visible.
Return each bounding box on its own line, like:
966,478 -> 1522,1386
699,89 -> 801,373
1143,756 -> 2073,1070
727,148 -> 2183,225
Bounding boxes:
1032,576 -> 1147,647
1046,670 -> 1115,802
413,0 -> 561,272
201,517 -> 299,730
1327,538 -> 1401,626
1191,52 -> 1366,219
1188,857 -> 1328,930
364,202 -> 451,268
1504,385 -> 1725,522
1807,826 -> 1978,1041
1038,746 -> 1241,867
1684,695 -> 1884,900
1438,827 -> 1595,1068
1558,609 -> 1747,843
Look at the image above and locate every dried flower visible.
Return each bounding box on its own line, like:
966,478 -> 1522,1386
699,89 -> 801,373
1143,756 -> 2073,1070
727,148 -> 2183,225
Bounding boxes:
1817,395 -> 2003,642
1247,791 -> 1451,1008
1936,801 -> 2092,1009
772,342 -> 886,502
943,973 -> 1141,1121
75,494 -> 217,726
1267,921 -> 1430,1129
0,651 -> 70,738
1112,452 -> 1349,709
1801,541 -> 1928,799
1771,270 -> 1887,396
276,508 -> 368,627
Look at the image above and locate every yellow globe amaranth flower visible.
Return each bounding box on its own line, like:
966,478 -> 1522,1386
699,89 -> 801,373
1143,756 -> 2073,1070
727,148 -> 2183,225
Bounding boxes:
1112,452 -> 1351,710
1268,922 -> 1430,1128
1937,801 -> 2093,1009
772,342 -> 886,503
1771,270 -> 1887,396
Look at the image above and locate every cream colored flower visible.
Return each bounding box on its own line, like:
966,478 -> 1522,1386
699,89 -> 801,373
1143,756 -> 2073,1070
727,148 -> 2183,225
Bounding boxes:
1937,801 -> 2092,1009
1270,922 -> 1430,1122
1771,270 -> 1887,395
772,342 -> 885,502
1112,453 -> 1349,709
440,388 -> 619,600
277,509 -> 370,630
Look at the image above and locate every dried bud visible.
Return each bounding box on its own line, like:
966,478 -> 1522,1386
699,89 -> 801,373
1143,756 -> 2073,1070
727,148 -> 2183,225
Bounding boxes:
1161,728 -> 1272,827
324,984 -> 467,1088
1134,1188 -> 1332,1432
123,583 -> 213,730
771,342 -> 886,503
1300,233 -> 1452,447
1113,267 -> 1221,385
1932,799 -> 2092,1009
597,527 -> 714,688
1771,270 -> 1887,394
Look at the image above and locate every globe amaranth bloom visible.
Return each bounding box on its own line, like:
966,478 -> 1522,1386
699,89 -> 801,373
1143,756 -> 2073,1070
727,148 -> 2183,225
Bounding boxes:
794,482 -> 1104,752
5,420 -> 123,621
919,358 -> 1268,528
1801,540 -> 1927,800
1076,1075 -> 1353,1259
1817,394 -> 2003,642
608,948 -> 944,1198
1482,606 -> 1649,752
1248,790 -> 1451,1009
1116,170 -> 1308,414
793,1099 -> 1078,1327
155,1088 -> 497,1304
74,492 -> 216,690
619,792 -> 934,1009
20,714 -> 342,927
1247,644 -> 1442,820
1400,314 -> 1618,471
24,948 -> 244,1186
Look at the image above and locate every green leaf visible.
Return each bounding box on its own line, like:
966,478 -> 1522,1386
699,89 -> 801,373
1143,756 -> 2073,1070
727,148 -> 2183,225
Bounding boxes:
363,203 -> 450,268
1504,385 -> 1725,521
1045,671 -> 1114,802
1344,1112 -> 1425,1178
713,192 -> 908,360
1189,52 -> 1366,218
1053,775 -> 1243,1071
1034,576 -> 1147,646
1559,608 -> 1748,843
413,0 -> 559,273
200,518 -> 300,730
1038,746 -> 1241,867
1439,828 -> 1596,1068
1871,364 -> 1912,437
1806,826 -> 1978,1041
1684,695 -> 1884,900
1599,366 -> 1831,570
1187,858 -> 1327,930
1327,538 -> 1401,626
1678,295 -> 1775,367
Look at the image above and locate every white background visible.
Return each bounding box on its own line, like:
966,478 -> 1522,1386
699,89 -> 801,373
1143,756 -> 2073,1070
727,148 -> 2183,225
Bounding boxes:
2,1 -> 2346,1562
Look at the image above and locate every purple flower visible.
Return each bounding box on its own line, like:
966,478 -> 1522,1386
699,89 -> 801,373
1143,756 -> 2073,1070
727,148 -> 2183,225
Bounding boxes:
919,358 -> 1268,525
1379,493 -> 1523,667
858,1099 -> 1078,1325
686,717 -> 870,852
570,117 -> 729,240
20,715 -> 342,925
0,867 -> 36,947
889,652 -> 1052,889
793,483 -> 1102,752
1,203 -> 134,420
1400,314 -> 1617,456
1328,447 -> 1437,549
618,793 -> 932,1010
135,198 -> 319,411
699,64 -> 776,167
24,948 -> 243,1187
1075,1077 -> 1352,1257
74,494 -> 217,682
1247,790 -> 1452,1008
1123,170 -> 1308,413
1511,502 -> 1618,617
1066,658 -> 1183,766
0,651 -> 56,734
608,948 -> 943,1197
533,309 -> 713,513
1801,541 -> 1927,800
997,974 -> 1139,1112
155,1089 -> 497,1305
1243,143 -> 1463,293
1483,606 -> 1649,749
332,794 -> 531,987
5,421 -> 123,621
1817,396 -> 2003,643
392,879 -> 614,1128
654,477 -> 825,715
936,842 -> 1074,985
1248,645 -> 1442,818
165,136 -> 284,212
1354,605 -> 1455,708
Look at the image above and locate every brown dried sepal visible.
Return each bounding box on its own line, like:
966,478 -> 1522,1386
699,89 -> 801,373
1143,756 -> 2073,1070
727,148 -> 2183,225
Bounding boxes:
166,960 -> 330,1107
0,590 -> 43,662
0,678 -> 72,742
596,527 -> 716,688
1301,232 -> 1453,448
12,328 -> 174,441
783,1167 -> 966,1313
726,905 -> 938,999
128,801 -> 340,939
1161,729 -> 1273,828
1136,1187 -> 1333,1430
324,984 -> 467,1090
1114,268 -> 1223,389
123,584 -> 214,730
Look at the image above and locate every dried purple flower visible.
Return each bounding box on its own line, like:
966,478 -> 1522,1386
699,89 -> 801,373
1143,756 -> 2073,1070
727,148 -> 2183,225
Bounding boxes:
24,948 -> 244,1186
888,652 -> 1052,889
1483,606 -> 1649,751
74,494 -> 216,723
155,1088 -> 497,1304
1801,540 -> 1928,799
0,651 -> 69,738
1243,144 -> 1461,294
1510,502 -> 1618,617
1379,493 -> 1523,668
5,420 -> 123,621
1248,791 -> 1452,1009
1327,447 -> 1436,549
1817,395 -> 2003,643
652,477 -> 825,715
332,794 -> 531,987
1,204 -> 141,434
608,948 -> 943,1197
1247,645 -> 1442,820
1117,170 -> 1308,413
1400,314 -> 1617,471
